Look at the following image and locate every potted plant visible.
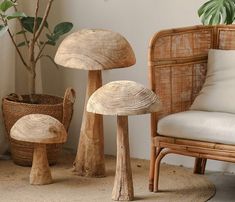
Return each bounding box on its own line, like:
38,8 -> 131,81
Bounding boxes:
0,0 -> 75,166
198,0 -> 235,25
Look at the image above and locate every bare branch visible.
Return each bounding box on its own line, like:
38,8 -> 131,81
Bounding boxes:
0,10 -> 29,69
35,42 -> 47,62
13,5 -> 29,48
32,0 -> 40,40
7,28 -> 30,70
37,54 -> 59,69
35,0 -> 53,42
36,40 -> 41,49
28,0 -> 40,70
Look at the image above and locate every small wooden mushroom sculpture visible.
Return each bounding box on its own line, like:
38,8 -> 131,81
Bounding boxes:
10,114 -> 67,185
87,80 -> 162,201
54,29 -> 136,177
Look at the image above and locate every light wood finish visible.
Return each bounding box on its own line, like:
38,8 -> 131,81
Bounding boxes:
10,114 -> 67,185
54,29 -> 136,71
112,116 -> 134,201
10,114 -> 67,144
73,70 -> 105,177
2,89 -> 75,166
87,80 -> 162,116
148,25 -> 235,192
30,144 -> 52,185
87,80 -> 161,200
55,29 -> 136,177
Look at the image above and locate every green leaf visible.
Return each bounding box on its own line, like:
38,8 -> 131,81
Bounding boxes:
225,0 -> 235,23
53,22 -> 73,36
198,0 -> 235,25
42,22 -> 73,48
7,11 -> 27,20
21,17 -> 48,33
44,22 -> 73,46
46,33 -> 53,41
46,33 -> 60,42
0,0 -> 16,12
17,41 -> 29,47
0,25 -> 8,37
46,40 -> 56,46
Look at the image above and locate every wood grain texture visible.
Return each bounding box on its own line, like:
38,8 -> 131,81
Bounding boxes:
30,144 -> 52,185
87,80 -> 161,199
10,114 -> 67,144
73,70 -> 105,177
55,29 -> 136,177
148,25 -> 235,192
112,116 -> 134,201
55,29 -> 136,70
2,92 -> 74,166
87,80 -> 162,116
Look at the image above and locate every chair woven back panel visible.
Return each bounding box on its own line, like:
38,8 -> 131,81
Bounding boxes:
149,25 -> 235,119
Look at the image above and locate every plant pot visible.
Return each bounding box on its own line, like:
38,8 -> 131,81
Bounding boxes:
2,88 -> 75,166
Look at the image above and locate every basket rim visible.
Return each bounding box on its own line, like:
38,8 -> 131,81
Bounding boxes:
2,93 -> 64,107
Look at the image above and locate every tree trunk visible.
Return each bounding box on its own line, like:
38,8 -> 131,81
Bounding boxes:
28,66 -> 36,95
73,70 -> 105,177
28,39 -> 36,96
112,116 -> 134,201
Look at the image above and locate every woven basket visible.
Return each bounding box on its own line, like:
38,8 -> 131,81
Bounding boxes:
2,88 -> 75,166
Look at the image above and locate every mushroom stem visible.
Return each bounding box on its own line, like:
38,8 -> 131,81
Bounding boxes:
73,70 -> 105,177
30,144 -> 52,185
112,116 -> 134,201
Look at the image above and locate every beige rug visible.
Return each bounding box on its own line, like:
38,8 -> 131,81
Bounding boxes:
0,150 -> 215,202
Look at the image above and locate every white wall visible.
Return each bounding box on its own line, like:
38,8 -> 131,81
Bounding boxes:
38,0 -> 235,172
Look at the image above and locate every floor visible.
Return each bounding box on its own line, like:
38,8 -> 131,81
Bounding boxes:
208,171 -> 235,201
0,151 -> 235,202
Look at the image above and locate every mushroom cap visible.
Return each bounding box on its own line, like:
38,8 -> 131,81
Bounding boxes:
10,114 -> 67,144
87,80 -> 162,116
54,29 -> 136,71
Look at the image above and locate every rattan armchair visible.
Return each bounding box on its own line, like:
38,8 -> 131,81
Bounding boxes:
148,25 -> 235,192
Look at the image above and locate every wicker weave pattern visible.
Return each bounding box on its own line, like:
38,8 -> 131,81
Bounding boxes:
149,25 -> 235,119
148,25 -> 235,193
2,89 -> 75,166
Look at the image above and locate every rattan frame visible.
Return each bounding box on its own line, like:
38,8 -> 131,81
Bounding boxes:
148,25 -> 235,192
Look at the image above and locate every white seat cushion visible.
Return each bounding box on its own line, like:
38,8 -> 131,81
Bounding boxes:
157,110 -> 235,145
191,49 -> 235,114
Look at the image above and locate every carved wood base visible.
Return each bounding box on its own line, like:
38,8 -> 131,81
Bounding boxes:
73,70 -> 105,177
30,144 -> 52,185
112,116 -> 134,201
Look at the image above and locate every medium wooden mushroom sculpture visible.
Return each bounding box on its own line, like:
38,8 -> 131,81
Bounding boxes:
87,80 -> 162,201
10,114 -> 67,185
54,29 -> 136,177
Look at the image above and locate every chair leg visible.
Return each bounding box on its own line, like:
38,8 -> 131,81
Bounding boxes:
194,158 -> 207,174
149,146 -> 156,192
149,147 -> 161,192
153,148 -> 170,192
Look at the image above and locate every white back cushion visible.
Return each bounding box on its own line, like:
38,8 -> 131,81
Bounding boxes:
191,49 -> 235,113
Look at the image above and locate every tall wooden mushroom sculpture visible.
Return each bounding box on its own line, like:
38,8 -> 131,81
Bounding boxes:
87,81 -> 162,200
54,29 -> 136,177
